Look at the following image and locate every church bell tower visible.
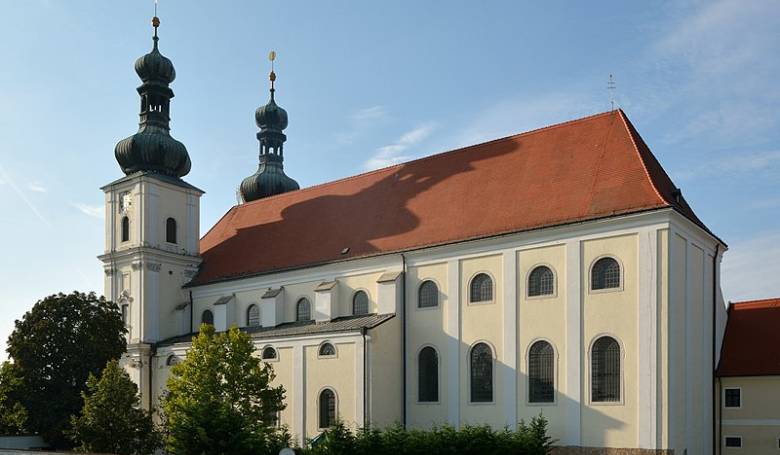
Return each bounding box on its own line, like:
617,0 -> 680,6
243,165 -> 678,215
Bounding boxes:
98,15 -> 202,407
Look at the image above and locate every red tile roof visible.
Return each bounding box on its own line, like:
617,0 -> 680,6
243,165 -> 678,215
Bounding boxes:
717,298 -> 780,377
192,110 -> 709,286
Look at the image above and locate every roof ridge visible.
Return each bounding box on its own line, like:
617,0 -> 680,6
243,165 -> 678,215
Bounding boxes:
732,297 -> 780,307
616,109 -> 667,205
231,110 -> 619,211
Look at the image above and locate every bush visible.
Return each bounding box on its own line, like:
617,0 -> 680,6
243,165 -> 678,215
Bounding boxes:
302,414 -> 553,455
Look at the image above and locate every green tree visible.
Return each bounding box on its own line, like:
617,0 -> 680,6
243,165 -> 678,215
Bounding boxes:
0,362 -> 27,435
161,324 -> 287,455
6,291 -> 126,447
69,359 -> 161,454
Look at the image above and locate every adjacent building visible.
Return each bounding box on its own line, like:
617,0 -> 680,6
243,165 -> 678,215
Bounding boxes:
100,18 -> 730,454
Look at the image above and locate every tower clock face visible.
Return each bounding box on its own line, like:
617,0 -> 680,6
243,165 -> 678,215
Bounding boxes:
119,192 -> 133,213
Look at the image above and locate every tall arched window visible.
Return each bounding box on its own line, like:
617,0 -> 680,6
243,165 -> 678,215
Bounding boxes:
262,346 -> 277,360
352,291 -> 369,315
296,298 -> 311,322
121,304 -> 129,327
166,217 -> 177,244
591,257 -> 621,290
470,342 -> 493,402
247,304 -> 260,327
528,340 -> 555,403
528,266 -> 555,297
418,280 -> 439,308
418,346 -> 439,402
469,273 -> 493,303
121,216 -> 130,242
591,336 -> 621,402
201,309 -> 214,326
318,388 -> 336,429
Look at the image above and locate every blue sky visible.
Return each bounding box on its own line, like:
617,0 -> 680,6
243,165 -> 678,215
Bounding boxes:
1,0 -> 778,358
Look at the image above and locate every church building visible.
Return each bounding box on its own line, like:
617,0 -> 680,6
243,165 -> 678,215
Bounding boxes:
100,18 -> 729,454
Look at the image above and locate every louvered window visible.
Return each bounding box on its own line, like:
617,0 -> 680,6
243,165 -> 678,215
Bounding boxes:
591,336 -> 621,402
247,304 -> 260,327
529,341 -> 555,403
470,274 -> 493,303
296,298 -> 311,321
353,291 -> 369,315
418,281 -> 439,308
319,389 -> 336,428
418,347 -> 439,402
470,343 -> 493,402
591,257 -> 621,290
528,266 -> 555,297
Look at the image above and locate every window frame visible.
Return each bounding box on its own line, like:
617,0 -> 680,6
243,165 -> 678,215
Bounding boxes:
525,264 -> 558,300
352,290 -> 371,316
165,217 -> 177,244
588,255 -> 624,294
588,334 -> 625,406
417,279 -> 440,310
526,338 -> 558,405
261,345 -> 278,362
296,297 -> 312,322
317,387 -> 338,430
467,340 -> 496,405
723,387 -> 742,409
416,345 -> 440,404
468,272 -> 495,305
318,341 -> 337,359
246,304 -> 261,327
724,436 -> 742,448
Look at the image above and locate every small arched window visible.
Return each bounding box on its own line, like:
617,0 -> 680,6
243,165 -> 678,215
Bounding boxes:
296,298 -> 311,322
318,388 -> 336,429
166,217 -> 177,244
470,273 -> 493,303
591,257 -> 621,290
121,216 -> 130,242
262,346 -> 277,360
528,340 -> 555,403
418,346 -> 439,402
121,304 -> 129,327
470,342 -> 493,402
528,266 -> 555,297
352,291 -> 369,315
247,304 -> 260,327
591,336 -> 621,402
201,309 -> 214,326
319,342 -> 336,357
166,355 -> 179,366
418,280 -> 439,308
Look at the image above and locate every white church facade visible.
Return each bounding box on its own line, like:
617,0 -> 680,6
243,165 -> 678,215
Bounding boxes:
100,18 -> 728,454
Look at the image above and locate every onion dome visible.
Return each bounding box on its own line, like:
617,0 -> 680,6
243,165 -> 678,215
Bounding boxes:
240,56 -> 300,203
114,17 -> 191,178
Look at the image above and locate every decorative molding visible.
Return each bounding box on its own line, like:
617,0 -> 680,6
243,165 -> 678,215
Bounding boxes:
104,268 -> 115,276
146,262 -> 162,273
131,261 -> 142,271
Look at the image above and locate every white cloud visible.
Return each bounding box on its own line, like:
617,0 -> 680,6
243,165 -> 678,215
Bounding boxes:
363,123 -> 436,171
351,105 -> 386,122
71,202 -> 104,219
336,105 -> 388,146
27,182 -> 46,193
722,231 -> 780,302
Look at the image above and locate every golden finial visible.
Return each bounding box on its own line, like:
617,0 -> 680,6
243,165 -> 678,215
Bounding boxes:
268,50 -> 277,92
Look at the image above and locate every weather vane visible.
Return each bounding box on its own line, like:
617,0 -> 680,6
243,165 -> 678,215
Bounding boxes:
607,74 -> 617,111
269,50 -> 277,93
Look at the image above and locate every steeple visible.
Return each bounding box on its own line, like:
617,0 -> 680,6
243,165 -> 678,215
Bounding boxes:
114,15 -> 191,178
239,51 -> 300,202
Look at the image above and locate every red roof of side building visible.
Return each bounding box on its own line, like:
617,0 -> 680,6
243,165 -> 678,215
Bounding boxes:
717,298 -> 780,377
191,109 -> 711,286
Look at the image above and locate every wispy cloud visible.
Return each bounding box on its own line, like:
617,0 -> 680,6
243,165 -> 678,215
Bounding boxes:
672,150 -> 780,181
27,182 -> 47,193
351,105 -> 386,122
70,202 -> 104,219
336,105 -> 389,146
722,231 -> 780,301
0,166 -> 51,227
363,123 -> 436,171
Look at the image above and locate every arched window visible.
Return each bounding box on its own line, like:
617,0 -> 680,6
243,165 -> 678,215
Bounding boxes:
296,298 -> 311,322
201,309 -> 214,326
528,341 -> 555,403
166,355 -> 179,366
166,217 -> 177,244
121,216 -> 130,242
247,304 -> 260,327
528,266 -> 555,297
352,291 -> 369,315
418,346 -> 439,402
121,303 -> 129,327
262,346 -> 277,360
469,273 -> 493,303
470,342 -> 493,402
591,257 -> 621,290
319,342 -> 336,357
318,388 -> 336,429
591,336 -> 621,402
418,280 -> 439,308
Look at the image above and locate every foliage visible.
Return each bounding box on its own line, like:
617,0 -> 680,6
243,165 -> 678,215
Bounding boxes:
5,291 -> 126,447
161,324 -> 287,455
69,359 -> 162,454
302,414 -> 554,455
0,361 -> 27,435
